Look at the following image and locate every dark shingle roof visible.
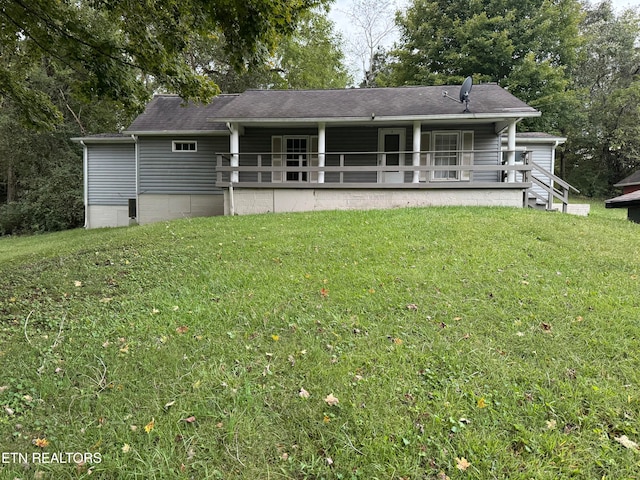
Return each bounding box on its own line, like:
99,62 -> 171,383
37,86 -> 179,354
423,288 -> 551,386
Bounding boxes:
124,85 -> 538,133
209,84 -> 539,122
614,170 -> 640,188
605,189 -> 640,208
125,94 -> 238,133
71,133 -> 135,143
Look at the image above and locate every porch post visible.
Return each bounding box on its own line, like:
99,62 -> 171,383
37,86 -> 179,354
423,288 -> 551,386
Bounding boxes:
507,121 -> 516,183
412,121 -> 421,183
230,122 -> 239,184
318,122 -> 326,183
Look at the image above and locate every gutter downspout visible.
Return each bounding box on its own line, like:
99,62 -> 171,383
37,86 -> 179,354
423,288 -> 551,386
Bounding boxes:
549,140 -> 559,209
81,141 -> 88,228
132,135 -> 139,225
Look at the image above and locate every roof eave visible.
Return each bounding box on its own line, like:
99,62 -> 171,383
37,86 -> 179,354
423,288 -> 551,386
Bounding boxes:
209,111 -> 541,125
123,130 -> 230,136
71,136 -> 135,144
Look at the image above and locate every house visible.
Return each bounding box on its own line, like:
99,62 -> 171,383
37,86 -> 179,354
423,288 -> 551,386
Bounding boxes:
605,170 -> 640,223
73,84 -> 577,228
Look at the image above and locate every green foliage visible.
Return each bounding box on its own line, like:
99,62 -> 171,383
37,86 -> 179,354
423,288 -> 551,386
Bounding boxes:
0,0 -> 325,127
387,0 -> 584,131
186,8 -> 351,92
0,208 -> 639,478
272,11 -> 352,89
564,2 -> 640,194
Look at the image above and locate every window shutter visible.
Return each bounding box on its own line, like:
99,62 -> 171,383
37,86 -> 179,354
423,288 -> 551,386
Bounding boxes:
461,131 -> 474,181
271,136 -> 283,183
309,135 -> 319,183
420,132 -> 431,182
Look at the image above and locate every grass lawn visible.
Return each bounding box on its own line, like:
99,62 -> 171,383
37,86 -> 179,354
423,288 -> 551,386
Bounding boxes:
0,206 -> 639,479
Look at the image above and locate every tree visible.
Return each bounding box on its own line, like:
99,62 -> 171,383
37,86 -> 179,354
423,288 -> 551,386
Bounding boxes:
0,54 -> 135,234
272,10 -> 352,89
387,0 -> 583,132
563,1 -> 640,195
184,8 -> 351,92
0,0 -> 325,128
340,0 -> 398,86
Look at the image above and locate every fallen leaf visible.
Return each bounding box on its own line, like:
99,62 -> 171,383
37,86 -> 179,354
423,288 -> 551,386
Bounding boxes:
176,326 -> 189,334
540,322 -> 552,333
546,419 -> 557,430
121,443 -> 131,453
437,472 -> 451,480
324,393 -> 339,406
320,288 -> 329,298
74,281 -> 83,287
164,400 -> 176,410
406,303 -> 418,311
281,452 -> 289,460
99,297 -> 113,303
144,418 -> 155,433
299,388 -> 310,399
326,457 -> 334,465
477,398 -> 487,409
183,416 -> 196,423
34,438 -> 49,448
615,435 -> 640,451
172,306 -> 179,311
455,456 -> 471,471
4,406 -> 15,416
392,337 -> 403,345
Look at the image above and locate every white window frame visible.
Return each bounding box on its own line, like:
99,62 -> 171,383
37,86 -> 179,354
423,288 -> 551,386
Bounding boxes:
428,130 -> 474,181
432,131 -> 460,181
283,136 -> 310,182
172,140 -> 198,152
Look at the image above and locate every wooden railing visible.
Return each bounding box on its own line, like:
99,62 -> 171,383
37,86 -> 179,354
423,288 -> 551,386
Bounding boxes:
529,161 -> 580,213
215,150 -> 533,190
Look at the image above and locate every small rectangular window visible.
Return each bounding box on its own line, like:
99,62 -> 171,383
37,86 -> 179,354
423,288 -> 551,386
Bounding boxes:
172,141 -> 197,152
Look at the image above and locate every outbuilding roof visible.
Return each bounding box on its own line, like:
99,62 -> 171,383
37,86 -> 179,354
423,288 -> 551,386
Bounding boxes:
614,170 -> 640,188
605,189 -> 640,208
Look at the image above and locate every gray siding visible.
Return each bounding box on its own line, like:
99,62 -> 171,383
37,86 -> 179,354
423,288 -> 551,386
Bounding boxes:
87,143 -> 136,205
138,136 -> 228,194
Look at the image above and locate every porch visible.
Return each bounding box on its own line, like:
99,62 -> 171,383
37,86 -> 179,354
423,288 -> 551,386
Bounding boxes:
215,149 -> 538,215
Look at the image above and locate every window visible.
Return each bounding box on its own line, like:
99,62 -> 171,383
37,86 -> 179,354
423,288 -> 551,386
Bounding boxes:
285,137 -> 308,182
172,141 -> 197,152
433,132 -> 459,180
423,131 -> 474,182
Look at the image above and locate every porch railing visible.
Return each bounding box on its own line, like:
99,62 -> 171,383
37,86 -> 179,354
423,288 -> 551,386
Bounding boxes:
529,160 -> 580,213
215,150 -> 533,190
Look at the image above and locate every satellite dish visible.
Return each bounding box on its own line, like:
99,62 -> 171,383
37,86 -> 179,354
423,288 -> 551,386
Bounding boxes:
442,76 -> 473,112
459,76 -> 473,103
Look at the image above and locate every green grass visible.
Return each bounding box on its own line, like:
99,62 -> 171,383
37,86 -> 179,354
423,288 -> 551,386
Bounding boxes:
0,206 -> 639,479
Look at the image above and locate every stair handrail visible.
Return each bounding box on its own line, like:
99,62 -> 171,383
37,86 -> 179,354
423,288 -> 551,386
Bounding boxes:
529,160 -> 580,213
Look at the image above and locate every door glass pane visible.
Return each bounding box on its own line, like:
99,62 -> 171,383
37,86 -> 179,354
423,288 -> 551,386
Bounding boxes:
384,134 -> 400,166
286,138 -> 308,181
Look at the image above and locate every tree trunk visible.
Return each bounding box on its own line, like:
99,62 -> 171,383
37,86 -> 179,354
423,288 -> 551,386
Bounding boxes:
6,162 -> 14,203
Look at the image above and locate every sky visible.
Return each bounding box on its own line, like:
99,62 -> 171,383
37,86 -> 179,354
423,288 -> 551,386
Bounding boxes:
328,0 -> 640,83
